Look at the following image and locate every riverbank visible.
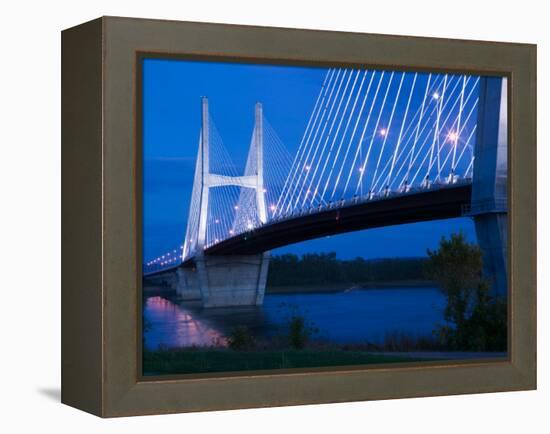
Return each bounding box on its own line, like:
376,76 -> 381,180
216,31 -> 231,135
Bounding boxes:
143,280 -> 436,298
143,348 -> 421,375
266,280 -> 435,294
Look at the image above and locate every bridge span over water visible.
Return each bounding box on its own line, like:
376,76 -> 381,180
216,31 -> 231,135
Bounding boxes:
144,70 -> 508,308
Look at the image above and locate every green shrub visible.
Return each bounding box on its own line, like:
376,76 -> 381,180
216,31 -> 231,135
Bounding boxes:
426,233 -> 507,352
288,315 -> 318,349
227,326 -> 255,351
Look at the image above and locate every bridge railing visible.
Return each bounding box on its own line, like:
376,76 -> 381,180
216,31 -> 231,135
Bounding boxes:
265,176 -> 473,226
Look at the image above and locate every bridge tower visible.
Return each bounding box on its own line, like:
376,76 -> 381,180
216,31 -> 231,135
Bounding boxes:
471,77 -> 508,298
177,98 -> 270,307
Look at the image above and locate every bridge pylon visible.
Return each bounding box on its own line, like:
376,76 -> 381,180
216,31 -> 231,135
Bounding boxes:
470,77 -> 508,298
177,97 -> 270,307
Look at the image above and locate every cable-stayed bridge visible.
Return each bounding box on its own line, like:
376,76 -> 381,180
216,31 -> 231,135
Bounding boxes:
144,69 -> 508,308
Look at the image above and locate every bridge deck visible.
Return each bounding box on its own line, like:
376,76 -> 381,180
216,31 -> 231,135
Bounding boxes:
182,183 -> 471,262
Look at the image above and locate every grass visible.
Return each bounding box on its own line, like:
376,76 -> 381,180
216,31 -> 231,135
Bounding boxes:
143,348 -> 420,376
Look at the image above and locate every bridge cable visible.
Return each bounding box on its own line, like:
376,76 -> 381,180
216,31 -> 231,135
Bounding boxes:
451,75 -> 466,174
294,69 -> 352,210
340,70 -> 383,197
421,76 -> 477,183
286,69 -> 348,212
353,71 -> 392,196
376,75 -> 464,191
276,69 -> 334,216
297,69 -> 356,209
278,69 -> 338,216
330,70 -> 376,200
369,71 -> 405,193
320,70 -> 370,203
409,85 -> 478,187
313,69 -> 365,206
383,72 -> 418,190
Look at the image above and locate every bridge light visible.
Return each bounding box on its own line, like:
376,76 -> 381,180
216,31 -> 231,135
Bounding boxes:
432,92 -> 440,100
447,131 -> 459,143
229,229 -> 234,234
269,204 -> 276,212
215,219 -> 220,224
358,167 -> 364,173
263,188 -> 267,193
234,205 -> 239,210
304,165 -> 311,171
379,128 -> 387,136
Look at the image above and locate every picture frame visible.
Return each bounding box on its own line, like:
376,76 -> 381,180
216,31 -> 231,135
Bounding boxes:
61,16 -> 536,417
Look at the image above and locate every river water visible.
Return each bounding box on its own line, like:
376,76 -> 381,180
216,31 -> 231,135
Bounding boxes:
143,287 -> 447,350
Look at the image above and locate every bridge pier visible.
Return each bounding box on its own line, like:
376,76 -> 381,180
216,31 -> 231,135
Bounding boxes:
175,267 -> 202,300
179,97 -> 271,307
178,253 -> 270,307
471,76 -> 508,298
473,213 -> 508,297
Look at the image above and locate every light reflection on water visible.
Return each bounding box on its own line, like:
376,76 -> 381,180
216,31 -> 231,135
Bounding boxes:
143,287 -> 446,350
144,296 -> 227,348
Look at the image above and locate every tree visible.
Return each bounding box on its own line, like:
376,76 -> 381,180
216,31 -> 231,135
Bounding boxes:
426,233 -> 506,351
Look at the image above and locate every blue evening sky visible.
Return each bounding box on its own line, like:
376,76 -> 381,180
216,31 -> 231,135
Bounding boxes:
142,58 -> 476,263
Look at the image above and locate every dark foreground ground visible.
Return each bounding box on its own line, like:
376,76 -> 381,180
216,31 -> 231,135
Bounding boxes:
143,349 -> 422,376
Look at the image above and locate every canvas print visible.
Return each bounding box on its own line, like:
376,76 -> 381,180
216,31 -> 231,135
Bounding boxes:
141,58 -> 508,376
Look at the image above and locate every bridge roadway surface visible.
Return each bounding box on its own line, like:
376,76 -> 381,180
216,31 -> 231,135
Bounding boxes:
181,182 -> 472,265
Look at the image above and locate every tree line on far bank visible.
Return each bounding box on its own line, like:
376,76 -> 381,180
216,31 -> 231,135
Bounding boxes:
266,253 -> 428,288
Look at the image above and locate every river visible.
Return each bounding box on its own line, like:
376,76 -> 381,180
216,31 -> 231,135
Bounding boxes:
143,286 -> 447,350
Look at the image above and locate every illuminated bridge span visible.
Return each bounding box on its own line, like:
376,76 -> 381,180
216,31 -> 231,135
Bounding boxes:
144,70 -> 508,308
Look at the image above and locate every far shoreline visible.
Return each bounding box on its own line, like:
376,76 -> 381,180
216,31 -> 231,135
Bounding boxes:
266,280 -> 437,294
143,280 -> 437,298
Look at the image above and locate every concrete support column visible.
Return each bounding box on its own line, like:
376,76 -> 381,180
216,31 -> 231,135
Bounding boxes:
471,77 -> 508,298
198,255 -> 270,307
175,267 -> 202,300
255,252 -> 271,305
474,213 -> 508,298
194,256 -> 211,304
